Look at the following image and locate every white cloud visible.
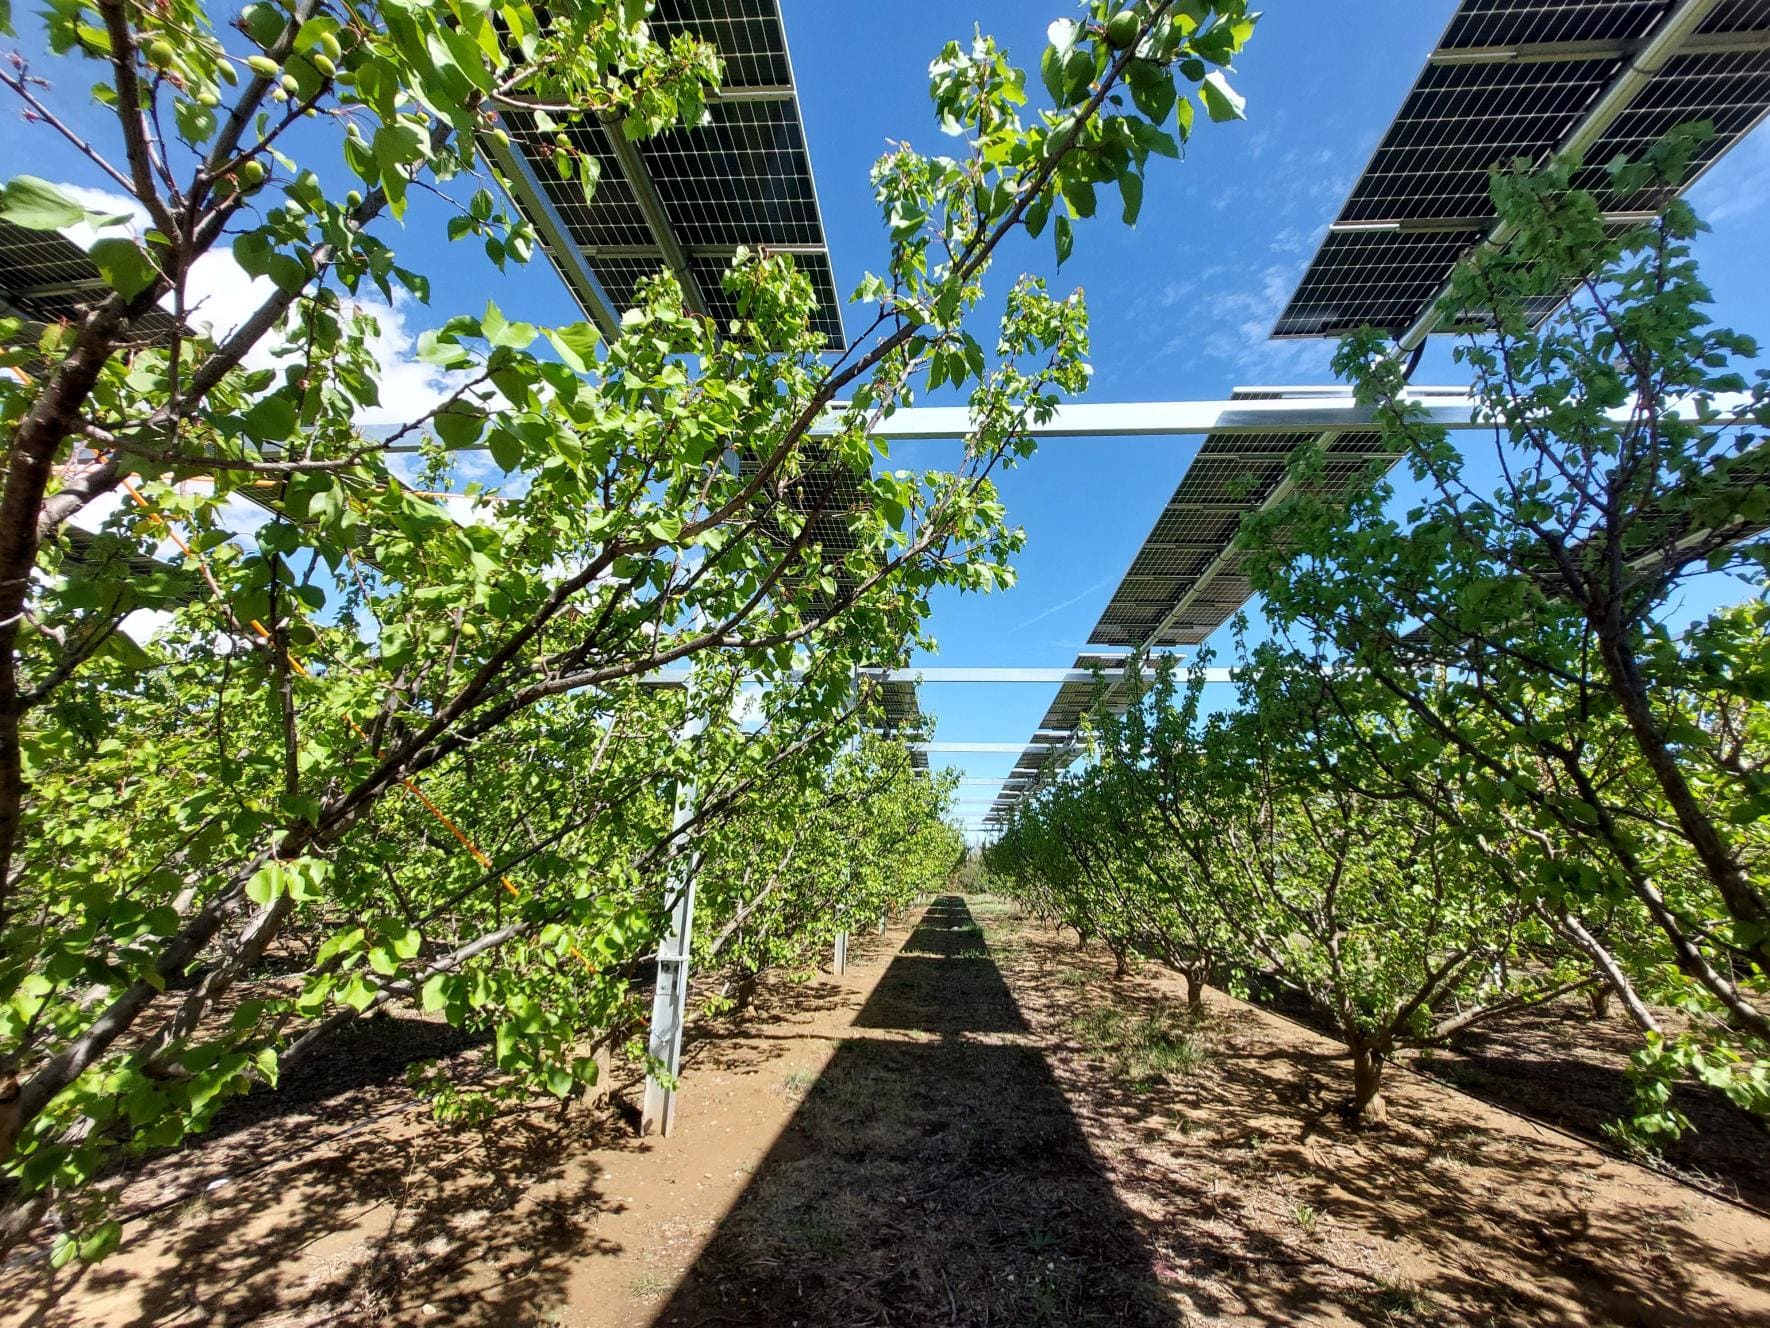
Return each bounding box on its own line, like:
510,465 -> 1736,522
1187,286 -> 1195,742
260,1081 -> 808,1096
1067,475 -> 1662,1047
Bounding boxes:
349,292 -> 473,428
1157,262 -> 1335,381
49,180 -> 479,433
1691,121 -> 1770,225
52,182 -> 150,247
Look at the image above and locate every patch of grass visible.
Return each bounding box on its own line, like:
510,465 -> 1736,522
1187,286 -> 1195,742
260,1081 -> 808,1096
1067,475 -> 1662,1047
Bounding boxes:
1291,1201 -> 1322,1233
1372,1276 -> 1439,1324
1072,1003 -> 1211,1092
629,1271 -> 674,1300
779,1068 -> 816,1097
1023,1225 -> 1060,1255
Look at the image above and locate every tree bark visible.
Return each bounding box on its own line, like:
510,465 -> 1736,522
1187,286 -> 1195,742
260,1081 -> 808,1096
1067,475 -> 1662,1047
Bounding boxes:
1349,1044 -> 1387,1125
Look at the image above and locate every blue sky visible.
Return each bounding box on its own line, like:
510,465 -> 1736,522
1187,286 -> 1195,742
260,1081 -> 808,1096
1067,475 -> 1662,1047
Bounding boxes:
7,2 -> 1770,836
783,2 -> 1770,833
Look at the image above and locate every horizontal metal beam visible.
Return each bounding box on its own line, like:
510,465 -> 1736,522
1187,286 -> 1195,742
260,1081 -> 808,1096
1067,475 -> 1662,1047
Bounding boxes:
390,393 -> 1486,454
831,393 -> 1483,441
1331,212 -> 1658,235
584,243 -> 829,260
635,666 -> 1232,687
863,667 -> 1232,684
10,277 -> 109,299
1426,28 -> 1770,66
708,82 -> 796,103
916,742 -> 1054,753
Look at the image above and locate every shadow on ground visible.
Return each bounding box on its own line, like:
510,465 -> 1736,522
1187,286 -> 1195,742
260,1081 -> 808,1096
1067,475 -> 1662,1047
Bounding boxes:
651,896 -> 1182,1328
4,1015 -> 639,1328
998,916 -> 1770,1328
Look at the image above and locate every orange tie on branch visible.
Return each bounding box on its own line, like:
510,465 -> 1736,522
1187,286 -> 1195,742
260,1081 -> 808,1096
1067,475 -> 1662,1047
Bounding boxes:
111,457 -> 594,972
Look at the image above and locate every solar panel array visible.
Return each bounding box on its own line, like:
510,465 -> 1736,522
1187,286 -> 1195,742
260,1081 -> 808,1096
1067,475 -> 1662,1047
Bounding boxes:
866,677 -> 929,770
980,652 -> 1132,825
1085,389 -> 1415,650
1274,0 -> 1770,340
0,219 -> 178,340
978,387 -> 1486,830
500,0 -> 845,345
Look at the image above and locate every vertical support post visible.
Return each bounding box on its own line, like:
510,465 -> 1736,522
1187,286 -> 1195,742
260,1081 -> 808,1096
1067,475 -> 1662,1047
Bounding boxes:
834,661 -> 867,977
641,713 -> 703,1138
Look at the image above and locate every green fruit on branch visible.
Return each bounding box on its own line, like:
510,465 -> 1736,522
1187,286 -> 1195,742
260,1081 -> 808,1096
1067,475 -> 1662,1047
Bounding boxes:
145,38 -> 176,70
1104,10 -> 1140,49
246,54 -> 279,77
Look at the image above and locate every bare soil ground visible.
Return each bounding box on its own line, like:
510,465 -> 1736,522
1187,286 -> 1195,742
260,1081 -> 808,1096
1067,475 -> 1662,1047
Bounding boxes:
7,895 -> 1768,1327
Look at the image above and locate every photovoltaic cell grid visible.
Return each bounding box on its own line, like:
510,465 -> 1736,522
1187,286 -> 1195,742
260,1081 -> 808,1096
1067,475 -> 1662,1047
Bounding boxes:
500,0 -> 845,345
980,653 -> 1153,826
0,219 -> 178,340
866,678 -> 929,770
1274,0 -> 1770,339
1088,422 -> 1399,649
983,387 -> 1474,829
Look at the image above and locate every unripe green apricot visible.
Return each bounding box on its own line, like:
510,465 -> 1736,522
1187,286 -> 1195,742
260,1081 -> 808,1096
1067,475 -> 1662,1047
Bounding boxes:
145,38 -> 176,69
247,54 -> 279,77
1104,10 -> 1139,48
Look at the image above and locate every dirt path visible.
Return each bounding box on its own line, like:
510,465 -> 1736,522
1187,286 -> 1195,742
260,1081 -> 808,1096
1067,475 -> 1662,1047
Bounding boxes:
653,894 -> 1181,1326
11,896 -> 1770,1327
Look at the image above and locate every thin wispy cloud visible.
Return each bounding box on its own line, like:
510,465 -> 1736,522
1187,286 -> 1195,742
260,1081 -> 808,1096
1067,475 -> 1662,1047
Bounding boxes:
1010,576 -> 1112,634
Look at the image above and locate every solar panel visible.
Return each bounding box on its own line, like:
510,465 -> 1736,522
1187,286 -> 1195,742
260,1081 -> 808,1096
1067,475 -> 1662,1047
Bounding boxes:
0,219 -> 178,340
855,676 -> 928,769
494,0 -> 845,346
1274,0 -> 1770,340
984,386 -> 1470,823
1087,388 -> 1414,649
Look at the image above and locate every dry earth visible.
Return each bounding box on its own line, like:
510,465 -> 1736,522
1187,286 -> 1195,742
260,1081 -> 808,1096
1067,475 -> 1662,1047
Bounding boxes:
5,895 -> 1768,1327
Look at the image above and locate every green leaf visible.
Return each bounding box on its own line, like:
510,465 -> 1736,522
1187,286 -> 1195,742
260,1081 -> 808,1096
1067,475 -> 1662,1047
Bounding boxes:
1118,172 -> 1143,226
435,401 -> 486,449
87,237 -> 160,299
78,1220 -> 123,1263
1054,213 -> 1073,267
1125,60 -> 1176,126
420,973 -> 450,1012
1199,71 -> 1246,122
244,862 -> 289,906
243,395 -> 296,443
544,322 -> 600,373
487,427 -> 522,472
2,176 -> 86,230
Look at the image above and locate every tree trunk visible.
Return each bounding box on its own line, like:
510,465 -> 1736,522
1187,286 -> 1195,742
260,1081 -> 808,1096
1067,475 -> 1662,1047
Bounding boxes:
1588,983 -> 1613,1020
1183,967 -> 1205,1010
1349,1045 -> 1387,1125
733,972 -> 760,1013
1113,948 -> 1129,980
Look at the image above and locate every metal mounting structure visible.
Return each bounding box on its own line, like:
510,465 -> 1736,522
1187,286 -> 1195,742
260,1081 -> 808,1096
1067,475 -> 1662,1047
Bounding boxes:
1274,0 -> 1770,346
